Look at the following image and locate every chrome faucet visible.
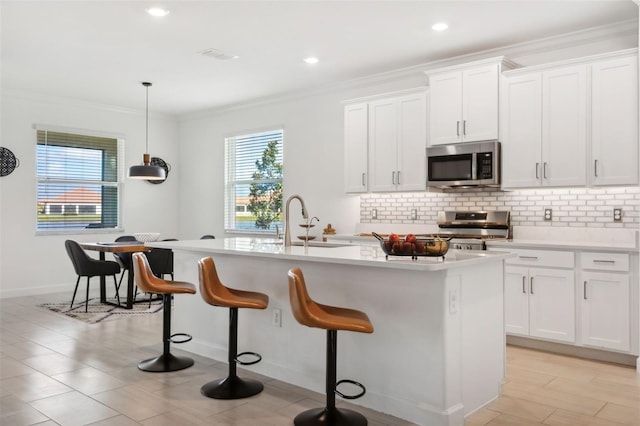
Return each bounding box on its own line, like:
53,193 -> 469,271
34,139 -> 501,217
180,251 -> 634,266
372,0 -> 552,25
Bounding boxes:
284,194 -> 309,247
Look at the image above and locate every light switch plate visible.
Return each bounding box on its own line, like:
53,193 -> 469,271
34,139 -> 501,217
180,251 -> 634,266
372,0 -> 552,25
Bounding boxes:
411,209 -> 418,220
372,209 -> 378,219
544,208 -> 553,221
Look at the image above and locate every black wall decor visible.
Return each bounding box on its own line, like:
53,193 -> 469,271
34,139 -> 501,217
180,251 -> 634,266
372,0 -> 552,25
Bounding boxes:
0,147 -> 19,177
147,157 -> 170,184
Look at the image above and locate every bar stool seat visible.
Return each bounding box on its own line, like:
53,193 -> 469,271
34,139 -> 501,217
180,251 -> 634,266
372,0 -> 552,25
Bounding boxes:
198,256 -> 269,399
132,252 -> 196,372
288,267 -> 373,426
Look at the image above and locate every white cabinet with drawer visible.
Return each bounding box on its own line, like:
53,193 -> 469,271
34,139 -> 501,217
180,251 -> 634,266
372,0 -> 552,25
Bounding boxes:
505,249 -> 576,343
580,252 -> 631,351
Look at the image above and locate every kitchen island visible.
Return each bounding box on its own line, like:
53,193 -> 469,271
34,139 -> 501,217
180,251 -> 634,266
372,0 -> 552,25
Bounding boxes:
147,238 -> 513,426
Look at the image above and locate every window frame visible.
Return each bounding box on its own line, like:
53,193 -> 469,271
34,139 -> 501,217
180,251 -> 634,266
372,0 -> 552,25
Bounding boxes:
35,124 -> 125,235
224,127 -> 284,235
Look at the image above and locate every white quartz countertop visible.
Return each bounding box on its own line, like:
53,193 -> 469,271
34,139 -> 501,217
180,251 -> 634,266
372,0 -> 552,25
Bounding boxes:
488,226 -> 639,253
146,237 -> 514,272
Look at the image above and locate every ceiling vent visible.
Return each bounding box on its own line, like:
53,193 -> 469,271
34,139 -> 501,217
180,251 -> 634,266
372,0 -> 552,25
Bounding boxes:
199,48 -> 239,61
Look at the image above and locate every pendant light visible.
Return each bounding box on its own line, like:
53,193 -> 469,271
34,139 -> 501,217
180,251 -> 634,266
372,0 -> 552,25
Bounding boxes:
128,82 -> 166,180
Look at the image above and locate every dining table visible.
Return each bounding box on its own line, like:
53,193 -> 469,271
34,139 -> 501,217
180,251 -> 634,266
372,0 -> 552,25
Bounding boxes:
79,241 -> 150,309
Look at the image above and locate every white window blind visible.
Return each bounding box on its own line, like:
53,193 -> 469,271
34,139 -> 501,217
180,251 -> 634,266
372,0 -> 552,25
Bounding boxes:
36,128 -> 123,232
224,129 -> 283,233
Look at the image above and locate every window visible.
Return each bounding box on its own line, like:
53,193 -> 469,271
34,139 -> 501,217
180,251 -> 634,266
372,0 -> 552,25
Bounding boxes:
36,127 -> 123,232
224,129 -> 283,233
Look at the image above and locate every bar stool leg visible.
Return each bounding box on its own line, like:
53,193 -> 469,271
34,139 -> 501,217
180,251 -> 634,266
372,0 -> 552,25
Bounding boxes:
201,307 -> 264,399
293,330 -> 367,426
138,294 -> 194,372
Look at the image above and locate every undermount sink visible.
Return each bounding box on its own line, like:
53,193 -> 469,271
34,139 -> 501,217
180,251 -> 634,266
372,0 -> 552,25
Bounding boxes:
290,241 -> 352,248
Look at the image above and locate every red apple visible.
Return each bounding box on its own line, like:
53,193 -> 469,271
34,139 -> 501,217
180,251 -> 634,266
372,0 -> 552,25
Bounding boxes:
388,233 -> 400,243
405,234 -> 417,243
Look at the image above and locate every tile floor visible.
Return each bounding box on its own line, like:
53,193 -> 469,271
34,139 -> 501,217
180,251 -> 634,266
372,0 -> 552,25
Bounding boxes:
1,293 -> 639,426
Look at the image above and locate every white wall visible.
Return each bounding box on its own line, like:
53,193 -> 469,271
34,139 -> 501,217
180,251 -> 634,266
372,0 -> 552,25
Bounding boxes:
0,20 -> 636,298
0,91 -> 180,297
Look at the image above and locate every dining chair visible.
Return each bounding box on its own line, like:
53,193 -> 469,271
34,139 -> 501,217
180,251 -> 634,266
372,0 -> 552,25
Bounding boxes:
113,235 -> 137,291
64,240 -> 121,312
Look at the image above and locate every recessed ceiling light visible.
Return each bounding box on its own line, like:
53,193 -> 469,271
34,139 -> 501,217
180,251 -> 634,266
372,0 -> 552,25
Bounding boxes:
303,57 -> 319,64
432,22 -> 448,31
147,7 -> 170,17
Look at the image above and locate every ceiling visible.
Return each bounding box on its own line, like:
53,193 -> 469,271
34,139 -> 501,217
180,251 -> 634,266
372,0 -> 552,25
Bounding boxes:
1,1 -> 637,116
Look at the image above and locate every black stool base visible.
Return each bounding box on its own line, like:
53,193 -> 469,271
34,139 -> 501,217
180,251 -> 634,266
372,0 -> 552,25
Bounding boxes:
201,376 -> 264,399
294,407 -> 367,426
138,353 -> 194,372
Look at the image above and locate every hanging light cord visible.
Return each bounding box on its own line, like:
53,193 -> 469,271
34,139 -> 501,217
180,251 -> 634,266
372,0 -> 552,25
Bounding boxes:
143,82 -> 151,154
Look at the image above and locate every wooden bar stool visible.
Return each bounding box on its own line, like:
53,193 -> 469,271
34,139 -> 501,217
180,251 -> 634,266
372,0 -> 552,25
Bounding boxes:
288,267 -> 374,426
198,256 -> 269,399
132,252 -> 196,372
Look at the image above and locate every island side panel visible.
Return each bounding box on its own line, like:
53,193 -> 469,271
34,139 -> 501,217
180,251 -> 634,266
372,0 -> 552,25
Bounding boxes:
171,250 -> 504,426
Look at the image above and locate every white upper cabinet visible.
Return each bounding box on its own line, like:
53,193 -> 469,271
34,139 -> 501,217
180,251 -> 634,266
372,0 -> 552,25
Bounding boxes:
502,49 -> 638,189
590,55 -> 638,186
427,57 -> 515,145
502,73 -> 543,187
503,64 -> 587,189
343,88 -> 427,194
542,65 -> 587,187
343,102 -> 369,193
369,91 -> 427,192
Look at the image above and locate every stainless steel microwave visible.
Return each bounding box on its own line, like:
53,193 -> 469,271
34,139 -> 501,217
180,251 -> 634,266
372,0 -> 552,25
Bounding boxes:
426,141 -> 501,188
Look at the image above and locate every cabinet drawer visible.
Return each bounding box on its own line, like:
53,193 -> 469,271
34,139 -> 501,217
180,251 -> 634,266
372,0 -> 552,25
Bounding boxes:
505,248 -> 574,268
580,252 -> 629,272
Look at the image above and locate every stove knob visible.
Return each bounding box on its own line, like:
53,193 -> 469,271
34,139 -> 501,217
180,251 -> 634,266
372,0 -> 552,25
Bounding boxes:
467,244 -> 472,250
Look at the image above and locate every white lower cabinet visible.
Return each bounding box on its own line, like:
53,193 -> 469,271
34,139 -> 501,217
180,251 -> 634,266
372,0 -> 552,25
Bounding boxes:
505,265 -> 575,343
501,245 -> 638,356
580,252 -> 631,351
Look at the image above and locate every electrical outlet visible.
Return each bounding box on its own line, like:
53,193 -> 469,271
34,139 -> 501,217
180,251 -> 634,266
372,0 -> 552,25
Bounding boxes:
544,208 -> 553,221
411,209 -> 418,220
613,208 -> 623,222
271,308 -> 281,327
372,209 -> 377,219
448,289 -> 458,314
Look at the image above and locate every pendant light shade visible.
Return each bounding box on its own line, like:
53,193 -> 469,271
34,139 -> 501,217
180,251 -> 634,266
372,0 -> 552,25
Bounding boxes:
128,82 -> 166,180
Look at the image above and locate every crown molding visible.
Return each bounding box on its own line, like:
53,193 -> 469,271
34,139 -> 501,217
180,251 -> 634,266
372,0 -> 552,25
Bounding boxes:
2,87 -> 178,120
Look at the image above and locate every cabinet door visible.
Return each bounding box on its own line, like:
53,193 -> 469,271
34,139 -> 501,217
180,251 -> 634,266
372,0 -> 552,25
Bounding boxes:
344,103 -> 369,193
369,98 -> 398,192
396,93 -> 427,191
462,64 -> 499,142
505,266 -> 530,336
581,271 -> 630,351
429,71 -> 463,145
542,65 -> 587,187
502,73 -> 543,188
591,56 -> 638,186
528,267 -> 576,343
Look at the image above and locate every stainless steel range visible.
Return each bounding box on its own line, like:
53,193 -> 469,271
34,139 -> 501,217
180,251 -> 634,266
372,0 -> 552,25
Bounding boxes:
435,211 -> 511,250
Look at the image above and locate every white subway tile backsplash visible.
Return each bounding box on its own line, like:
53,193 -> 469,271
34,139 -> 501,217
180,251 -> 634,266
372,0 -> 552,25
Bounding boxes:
360,187 -> 639,229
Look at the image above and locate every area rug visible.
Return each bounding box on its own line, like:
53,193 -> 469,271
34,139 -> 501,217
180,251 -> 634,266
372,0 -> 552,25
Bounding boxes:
38,297 -> 163,324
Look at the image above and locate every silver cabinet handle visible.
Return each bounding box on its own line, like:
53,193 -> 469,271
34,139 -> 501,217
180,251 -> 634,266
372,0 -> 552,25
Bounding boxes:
543,162 -> 548,179
361,172 -> 366,187
594,159 -> 598,178
518,256 -> 539,260
593,259 -> 615,264
456,121 -> 460,136
535,163 -> 540,179
462,120 -> 466,136
530,277 -> 534,294
522,276 -> 526,294
584,280 -> 588,300
391,171 -> 396,185
397,171 -> 401,185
